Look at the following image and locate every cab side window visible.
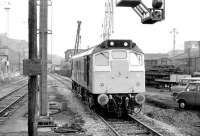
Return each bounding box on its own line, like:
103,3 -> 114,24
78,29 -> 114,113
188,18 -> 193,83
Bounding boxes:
95,52 -> 109,66
187,84 -> 196,92
197,86 -> 200,92
130,52 -> 143,66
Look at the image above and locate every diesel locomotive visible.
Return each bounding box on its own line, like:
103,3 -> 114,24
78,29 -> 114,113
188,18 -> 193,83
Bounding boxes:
71,39 -> 145,116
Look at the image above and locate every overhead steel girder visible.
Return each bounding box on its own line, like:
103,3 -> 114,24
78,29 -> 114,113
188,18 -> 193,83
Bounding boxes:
117,0 -> 141,8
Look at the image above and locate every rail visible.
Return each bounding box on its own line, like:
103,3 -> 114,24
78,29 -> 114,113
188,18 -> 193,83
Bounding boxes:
95,113 -> 164,136
49,73 -> 71,85
0,77 -> 27,92
0,83 -> 28,116
128,114 -> 163,136
0,83 -> 27,101
95,113 -> 122,136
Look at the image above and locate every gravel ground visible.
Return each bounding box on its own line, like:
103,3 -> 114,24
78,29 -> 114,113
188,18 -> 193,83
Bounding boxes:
0,75 -> 114,136
48,75 -> 113,136
144,87 -> 200,136
2,75 -> 199,136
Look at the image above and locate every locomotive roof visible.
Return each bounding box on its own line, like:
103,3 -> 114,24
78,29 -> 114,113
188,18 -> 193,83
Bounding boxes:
72,39 -> 143,59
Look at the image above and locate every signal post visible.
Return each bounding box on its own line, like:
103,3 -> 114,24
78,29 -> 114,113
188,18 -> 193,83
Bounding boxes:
24,0 -> 40,135
38,0 -> 54,127
39,0 -> 48,117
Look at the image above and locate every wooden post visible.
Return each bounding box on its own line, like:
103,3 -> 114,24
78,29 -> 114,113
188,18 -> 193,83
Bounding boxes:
39,0 -> 48,116
199,41 -> 200,57
28,0 -> 38,135
188,48 -> 191,74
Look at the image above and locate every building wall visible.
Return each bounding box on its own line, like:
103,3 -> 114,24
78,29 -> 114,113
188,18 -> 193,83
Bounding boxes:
8,48 -> 20,72
0,48 -> 19,73
184,41 -> 200,53
174,57 -> 200,74
145,58 -> 172,70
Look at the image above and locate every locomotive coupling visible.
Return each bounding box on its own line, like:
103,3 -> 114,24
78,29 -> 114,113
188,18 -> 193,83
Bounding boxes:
135,94 -> 145,104
97,94 -> 109,106
125,97 -> 129,107
109,94 -> 113,99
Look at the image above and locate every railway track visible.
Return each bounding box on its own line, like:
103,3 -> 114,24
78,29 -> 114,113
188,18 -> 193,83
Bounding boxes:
95,112 -> 165,136
49,73 -> 71,86
0,83 -> 28,116
50,74 -> 167,136
128,114 -> 164,136
0,77 -> 27,92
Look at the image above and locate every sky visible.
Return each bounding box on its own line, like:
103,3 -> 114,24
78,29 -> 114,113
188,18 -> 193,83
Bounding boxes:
0,0 -> 200,57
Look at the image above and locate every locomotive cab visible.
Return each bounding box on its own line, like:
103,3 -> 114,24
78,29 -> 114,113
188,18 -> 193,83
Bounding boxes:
92,40 -> 145,115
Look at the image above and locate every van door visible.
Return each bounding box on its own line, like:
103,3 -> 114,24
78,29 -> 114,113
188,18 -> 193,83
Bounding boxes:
195,84 -> 200,106
185,83 -> 197,105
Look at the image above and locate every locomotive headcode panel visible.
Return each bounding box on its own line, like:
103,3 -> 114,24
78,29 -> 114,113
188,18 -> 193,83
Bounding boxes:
71,39 -> 145,116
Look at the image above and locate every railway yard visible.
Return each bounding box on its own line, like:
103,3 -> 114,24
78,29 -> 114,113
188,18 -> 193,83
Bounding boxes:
1,0 -> 200,136
0,74 -> 199,136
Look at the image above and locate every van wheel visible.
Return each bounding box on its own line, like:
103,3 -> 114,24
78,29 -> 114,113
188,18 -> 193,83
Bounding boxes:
178,100 -> 187,109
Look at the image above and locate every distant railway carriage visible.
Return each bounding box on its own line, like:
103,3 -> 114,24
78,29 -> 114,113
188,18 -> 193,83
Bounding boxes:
71,39 -> 145,116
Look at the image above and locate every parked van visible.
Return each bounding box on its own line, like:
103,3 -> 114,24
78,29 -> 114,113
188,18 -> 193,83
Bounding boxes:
171,77 -> 200,96
175,81 -> 200,109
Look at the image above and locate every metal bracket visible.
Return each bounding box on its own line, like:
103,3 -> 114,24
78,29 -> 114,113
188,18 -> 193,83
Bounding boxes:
37,29 -> 52,34
23,59 -> 42,76
141,8 -> 164,24
117,0 -> 141,8
117,0 -> 165,24
37,0 -> 52,6
38,116 -> 56,128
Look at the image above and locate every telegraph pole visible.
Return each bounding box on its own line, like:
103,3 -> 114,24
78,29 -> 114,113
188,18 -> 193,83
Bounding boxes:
39,0 -> 48,117
18,52 -> 20,72
3,1 -> 10,76
28,0 -> 38,135
188,48 -> 191,74
199,41 -> 200,57
4,1 -> 10,37
170,28 -> 178,56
